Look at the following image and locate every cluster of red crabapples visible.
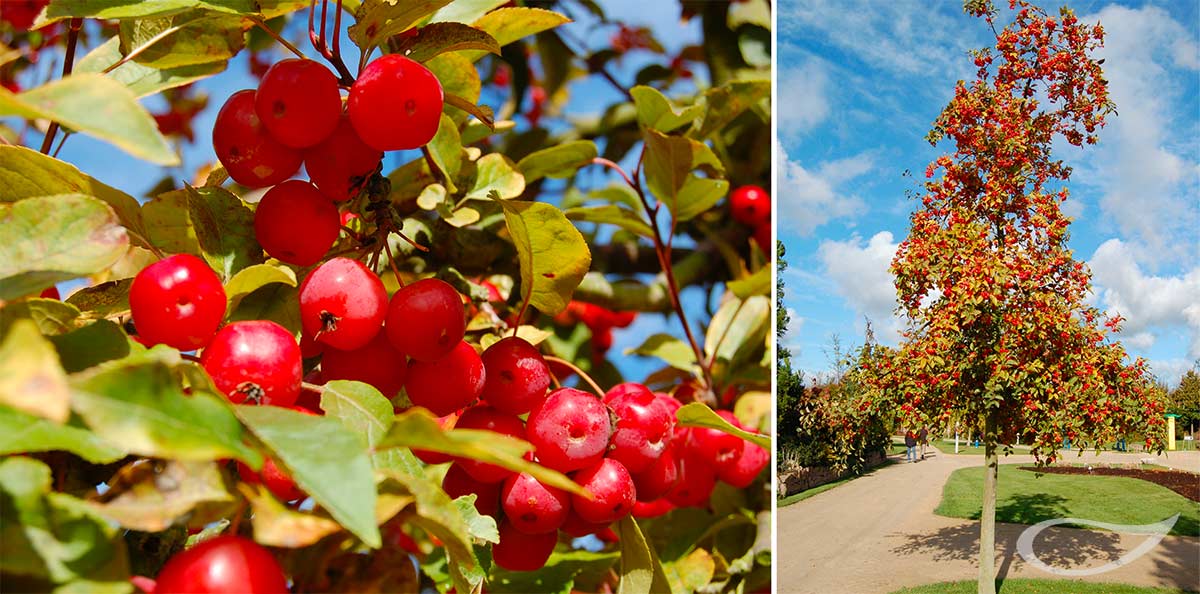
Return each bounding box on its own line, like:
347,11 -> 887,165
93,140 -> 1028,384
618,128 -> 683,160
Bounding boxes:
428,377 -> 770,572
730,184 -> 772,253
211,53 -> 443,267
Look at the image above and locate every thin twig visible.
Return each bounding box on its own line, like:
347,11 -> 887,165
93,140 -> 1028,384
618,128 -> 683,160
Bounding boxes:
301,381 -> 325,392
40,18 -> 82,155
544,356 -> 605,398
249,17 -> 306,60
381,234 -> 405,288
592,157 -> 715,394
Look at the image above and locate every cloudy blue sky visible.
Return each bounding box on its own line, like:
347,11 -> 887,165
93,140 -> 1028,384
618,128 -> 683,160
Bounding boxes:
776,0 -> 1199,387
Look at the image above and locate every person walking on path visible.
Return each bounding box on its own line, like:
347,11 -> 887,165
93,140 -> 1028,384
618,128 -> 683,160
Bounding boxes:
904,429 -> 918,463
918,426 -> 929,459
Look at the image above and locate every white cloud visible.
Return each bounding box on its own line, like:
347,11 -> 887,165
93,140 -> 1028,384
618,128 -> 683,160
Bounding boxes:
1146,358 -> 1196,389
776,141 -> 871,236
782,307 -> 805,349
779,0 -> 976,81
1088,239 -> 1200,359
777,59 -> 830,141
816,231 -> 902,340
1080,5 -> 1200,264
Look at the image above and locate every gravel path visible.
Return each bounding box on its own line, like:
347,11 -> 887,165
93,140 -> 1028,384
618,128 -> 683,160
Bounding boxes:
776,446 -> 1200,594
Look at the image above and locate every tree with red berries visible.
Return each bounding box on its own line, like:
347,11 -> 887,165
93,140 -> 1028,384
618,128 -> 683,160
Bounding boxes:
0,1 -> 771,592
859,2 -> 1168,593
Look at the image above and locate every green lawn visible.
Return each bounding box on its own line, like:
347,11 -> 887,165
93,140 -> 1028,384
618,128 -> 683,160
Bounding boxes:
890,578 -> 1195,594
935,439 -> 1035,455
935,465 -> 1199,537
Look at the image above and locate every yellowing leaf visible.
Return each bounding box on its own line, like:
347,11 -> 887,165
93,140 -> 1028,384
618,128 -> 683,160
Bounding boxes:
0,320 -> 71,423
496,199 -> 591,316
0,74 -> 176,165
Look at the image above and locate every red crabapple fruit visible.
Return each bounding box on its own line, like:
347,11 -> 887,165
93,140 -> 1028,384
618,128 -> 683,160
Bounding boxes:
385,278 -> 466,362
405,341 -> 485,416
213,89 -> 301,187
347,55 -> 443,151
442,462 -> 502,517
201,320 -> 302,407
154,535 -> 287,594
253,179 -> 340,266
453,405 -> 524,483
299,257 -> 388,351
254,59 -> 341,148
492,518 -> 556,572
729,185 -> 771,227
130,254 -> 227,351
525,388 -> 613,473
304,115 -> 383,201
501,472 -> 570,534
606,385 -> 674,473
480,336 -> 551,415
320,330 -> 407,399
570,458 -> 636,524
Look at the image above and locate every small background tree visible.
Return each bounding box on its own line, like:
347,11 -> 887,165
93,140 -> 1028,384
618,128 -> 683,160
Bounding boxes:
860,1 -> 1169,593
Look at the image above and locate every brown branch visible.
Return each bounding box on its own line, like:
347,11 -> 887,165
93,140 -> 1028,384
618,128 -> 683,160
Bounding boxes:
40,18 -> 82,155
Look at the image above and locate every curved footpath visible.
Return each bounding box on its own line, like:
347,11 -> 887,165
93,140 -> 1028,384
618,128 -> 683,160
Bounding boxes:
776,446 -> 1200,594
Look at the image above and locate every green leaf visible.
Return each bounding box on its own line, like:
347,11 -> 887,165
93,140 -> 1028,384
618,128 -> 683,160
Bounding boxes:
616,516 -> 671,594
228,282 -> 301,336
71,360 -> 263,466
143,186 -> 261,280
0,319 -> 71,423
0,457 -> 133,591
516,140 -> 597,184
728,266 -> 770,299
626,333 -> 697,372
0,74 -> 176,165
675,402 -> 770,450
0,405 -> 124,463
0,194 -> 129,301
0,146 -> 147,245
236,405 -> 380,548
348,0 -> 454,51
118,10 -> 244,69
664,548 -> 716,594
673,176 -> 728,222
376,409 -> 587,497
427,113 -> 464,189
224,263 -> 296,311
0,298 -> 81,336
48,320 -> 133,373
697,79 -> 769,139
426,51 -> 481,105
470,7 -> 570,51
631,86 -> 702,134
394,21 -> 499,62
238,483 -> 343,548
319,380 -> 394,448
87,460 -> 233,532
65,279 -> 133,319
380,470 -> 485,594
465,153 -> 525,201
496,198 -> 591,316
704,295 -> 768,370
76,37 -> 226,98
43,0 -> 260,21
641,129 -> 724,221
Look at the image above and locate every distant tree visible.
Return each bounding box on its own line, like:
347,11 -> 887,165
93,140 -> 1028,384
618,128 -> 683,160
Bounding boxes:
1169,367 -> 1200,436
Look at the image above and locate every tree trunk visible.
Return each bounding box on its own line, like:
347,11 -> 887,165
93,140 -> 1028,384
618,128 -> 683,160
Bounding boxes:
978,410 -> 999,594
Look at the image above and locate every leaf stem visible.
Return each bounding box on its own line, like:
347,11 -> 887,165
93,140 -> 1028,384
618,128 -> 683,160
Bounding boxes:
380,235 -> 405,288
40,18 -> 81,155
100,23 -> 185,75
301,381 -> 325,392
544,355 -> 605,398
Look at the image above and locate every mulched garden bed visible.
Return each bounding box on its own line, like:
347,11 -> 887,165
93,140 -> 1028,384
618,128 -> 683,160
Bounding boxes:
1020,465 -> 1199,502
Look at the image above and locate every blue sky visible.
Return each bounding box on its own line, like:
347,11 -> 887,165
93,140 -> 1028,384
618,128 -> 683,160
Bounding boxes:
36,1 -> 709,383
776,0 -> 1199,387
